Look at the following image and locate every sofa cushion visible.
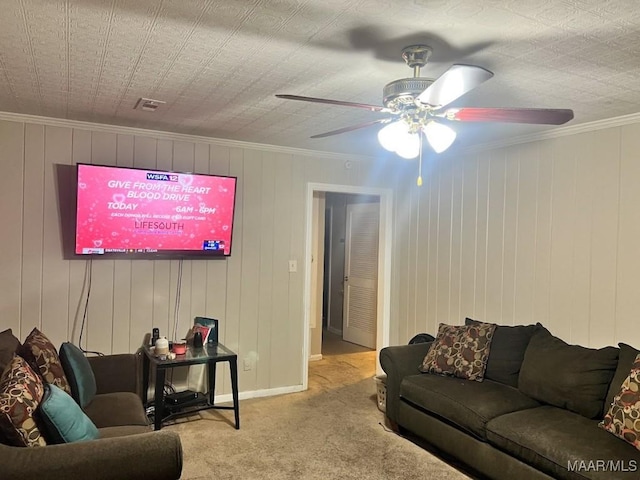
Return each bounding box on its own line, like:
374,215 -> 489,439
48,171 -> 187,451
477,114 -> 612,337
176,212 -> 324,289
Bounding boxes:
465,318 -> 539,387
599,353 -> 640,451
38,383 -> 99,444
84,392 -> 149,428
0,354 -> 46,447
519,325 -> 619,419
487,405 -> 640,480
59,342 -> 97,408
18,328 -> 71,395
400,373 -> 540,440
605,343 -> 640,412
419,322 -> 496,381
0,329 -> 21,374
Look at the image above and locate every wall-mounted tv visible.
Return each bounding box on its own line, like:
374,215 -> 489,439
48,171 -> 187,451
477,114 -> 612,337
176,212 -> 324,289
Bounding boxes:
75,164 -> 237,258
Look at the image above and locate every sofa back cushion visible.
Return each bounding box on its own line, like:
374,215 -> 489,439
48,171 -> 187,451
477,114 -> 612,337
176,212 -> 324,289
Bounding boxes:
518,325 -> 619,419
465,318 -> 539,387
0,329 -> 21,374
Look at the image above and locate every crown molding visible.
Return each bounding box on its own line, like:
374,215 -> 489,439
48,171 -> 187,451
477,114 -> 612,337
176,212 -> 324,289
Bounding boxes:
2,109 -> 640,161
0,111 -> 376,163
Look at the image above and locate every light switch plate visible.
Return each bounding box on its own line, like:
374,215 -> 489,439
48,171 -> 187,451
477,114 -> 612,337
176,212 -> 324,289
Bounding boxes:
288,260 -> 297,272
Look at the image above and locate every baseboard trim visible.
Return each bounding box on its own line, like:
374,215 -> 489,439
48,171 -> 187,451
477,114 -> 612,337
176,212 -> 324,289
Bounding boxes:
327,326 -> 342,336
309,354 -> 323,362
213,384 -> 305,404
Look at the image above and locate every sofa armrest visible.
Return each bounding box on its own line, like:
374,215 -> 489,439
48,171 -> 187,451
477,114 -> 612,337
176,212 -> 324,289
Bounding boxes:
0,430 -> 182,480
380,342 -> 432,423
88,352 -> 142,397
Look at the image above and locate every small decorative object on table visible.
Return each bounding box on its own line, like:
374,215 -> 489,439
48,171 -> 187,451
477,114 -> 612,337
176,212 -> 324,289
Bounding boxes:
172,341 -> 187,355
155,337 -> 169,357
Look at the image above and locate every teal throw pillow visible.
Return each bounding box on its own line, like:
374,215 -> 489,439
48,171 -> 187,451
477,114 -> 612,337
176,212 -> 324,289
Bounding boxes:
59,342 -> 96,408
38,383 -> 99,444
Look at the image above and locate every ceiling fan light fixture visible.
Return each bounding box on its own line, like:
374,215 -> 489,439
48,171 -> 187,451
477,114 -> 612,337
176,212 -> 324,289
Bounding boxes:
377,120 -> 420,159
377,121 -> 407,151
396,133 -> 421,159
423,121 -> 457,153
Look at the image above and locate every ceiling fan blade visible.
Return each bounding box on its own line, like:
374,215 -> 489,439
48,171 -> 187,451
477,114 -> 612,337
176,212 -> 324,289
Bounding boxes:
417,64 -> 494,108
310,119 -> 393,138
276,94 -> 390,113
443,107 -> 574,125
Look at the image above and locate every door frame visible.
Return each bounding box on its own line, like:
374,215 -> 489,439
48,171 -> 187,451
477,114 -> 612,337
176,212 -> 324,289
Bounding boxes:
301,182 -> 393,390
322,204 -> 334,333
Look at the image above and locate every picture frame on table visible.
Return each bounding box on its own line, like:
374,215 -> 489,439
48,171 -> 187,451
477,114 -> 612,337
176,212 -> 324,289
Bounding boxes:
193,317 -> 219,344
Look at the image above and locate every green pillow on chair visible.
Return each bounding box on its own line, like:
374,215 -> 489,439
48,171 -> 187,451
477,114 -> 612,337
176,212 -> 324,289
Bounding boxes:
59,342 -> 97,408
38,383 -> 99,443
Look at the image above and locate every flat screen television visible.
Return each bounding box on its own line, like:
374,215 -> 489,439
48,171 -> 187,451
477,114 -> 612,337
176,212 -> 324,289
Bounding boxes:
74,163 -> 237,258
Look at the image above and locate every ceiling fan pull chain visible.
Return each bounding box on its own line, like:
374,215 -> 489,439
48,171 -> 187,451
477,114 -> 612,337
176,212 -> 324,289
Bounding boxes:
417,134 -> 423,187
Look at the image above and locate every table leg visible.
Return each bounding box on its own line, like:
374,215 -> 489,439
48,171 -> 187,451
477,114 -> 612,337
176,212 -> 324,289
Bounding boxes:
229,357 -> 240,429
154,367 -> 165,431
208,361 -> 217,406
142,352 -> 149,406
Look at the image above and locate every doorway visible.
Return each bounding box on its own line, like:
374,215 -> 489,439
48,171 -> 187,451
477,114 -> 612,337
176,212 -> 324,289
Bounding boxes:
302,183 -> 392,391
324,193 -> 379,350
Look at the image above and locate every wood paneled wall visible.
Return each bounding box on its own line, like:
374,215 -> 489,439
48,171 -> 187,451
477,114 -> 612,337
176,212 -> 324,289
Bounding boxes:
392,124 -> 640,349
5,114 -> 640,396
0,118 -> 396,396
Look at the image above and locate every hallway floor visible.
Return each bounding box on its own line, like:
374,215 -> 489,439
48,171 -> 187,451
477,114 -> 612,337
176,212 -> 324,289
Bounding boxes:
309,329 -> 377,391
321,329 -> 374,355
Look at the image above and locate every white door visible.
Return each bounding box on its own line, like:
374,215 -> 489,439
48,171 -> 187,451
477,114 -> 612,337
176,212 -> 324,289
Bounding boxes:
342,202 -> 379,349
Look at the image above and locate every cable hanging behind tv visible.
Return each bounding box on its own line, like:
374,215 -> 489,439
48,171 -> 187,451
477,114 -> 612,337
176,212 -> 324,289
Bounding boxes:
74,163 -> 237,259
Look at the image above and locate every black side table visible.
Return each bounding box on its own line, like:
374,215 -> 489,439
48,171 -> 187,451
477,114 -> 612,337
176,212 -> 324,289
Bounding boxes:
142,342 -> 239,430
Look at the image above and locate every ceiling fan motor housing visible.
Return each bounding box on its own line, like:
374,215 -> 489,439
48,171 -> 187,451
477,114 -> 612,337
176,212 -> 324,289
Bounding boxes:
383,78 -> 433,110
383,45 -> 435,110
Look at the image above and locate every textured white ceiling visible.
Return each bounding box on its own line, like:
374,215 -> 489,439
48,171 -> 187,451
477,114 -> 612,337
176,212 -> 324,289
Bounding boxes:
1,0 -> 640,157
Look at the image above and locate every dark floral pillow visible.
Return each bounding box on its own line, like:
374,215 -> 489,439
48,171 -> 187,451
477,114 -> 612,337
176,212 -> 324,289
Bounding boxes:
419,323 -> 497,382
599,353 -> 640,451
18,328 -> 71,395
0,354 -> 46,447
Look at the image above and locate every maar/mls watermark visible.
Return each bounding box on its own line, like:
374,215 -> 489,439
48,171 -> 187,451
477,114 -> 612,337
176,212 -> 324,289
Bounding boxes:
568,459 -> 637,473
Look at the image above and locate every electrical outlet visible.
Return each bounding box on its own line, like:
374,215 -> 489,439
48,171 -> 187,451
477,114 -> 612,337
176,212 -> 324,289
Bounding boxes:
243,358 -> 252,371
288,260 -> 297,272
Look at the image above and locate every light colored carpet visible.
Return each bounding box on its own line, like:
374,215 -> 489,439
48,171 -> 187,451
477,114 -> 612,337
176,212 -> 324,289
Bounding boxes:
167,337 -> 471,480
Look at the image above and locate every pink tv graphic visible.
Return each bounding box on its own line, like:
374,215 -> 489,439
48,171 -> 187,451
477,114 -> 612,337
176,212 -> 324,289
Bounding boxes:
75,164 -> 236,256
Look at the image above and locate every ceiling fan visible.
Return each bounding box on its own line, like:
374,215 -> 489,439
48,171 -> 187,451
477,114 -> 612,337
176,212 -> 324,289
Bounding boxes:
276,45 -> 574,159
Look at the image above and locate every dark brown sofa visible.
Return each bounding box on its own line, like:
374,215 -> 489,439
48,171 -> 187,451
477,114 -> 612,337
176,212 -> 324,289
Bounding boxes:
0,330 -> 183,480
380,321 -> 640,480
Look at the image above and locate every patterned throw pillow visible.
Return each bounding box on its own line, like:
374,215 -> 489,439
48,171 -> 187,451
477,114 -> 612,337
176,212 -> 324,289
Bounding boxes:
599,353 -> 640,451
18,328 -> 71,395
0,354 -> 46,447
419,323 -> 497,382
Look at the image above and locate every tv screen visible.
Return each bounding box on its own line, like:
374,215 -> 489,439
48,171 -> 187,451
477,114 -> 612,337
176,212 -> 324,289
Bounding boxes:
75,164 -> 237,258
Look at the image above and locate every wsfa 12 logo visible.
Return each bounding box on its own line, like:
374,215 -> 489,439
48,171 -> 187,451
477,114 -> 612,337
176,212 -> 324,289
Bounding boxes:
146,172 -> 178,182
